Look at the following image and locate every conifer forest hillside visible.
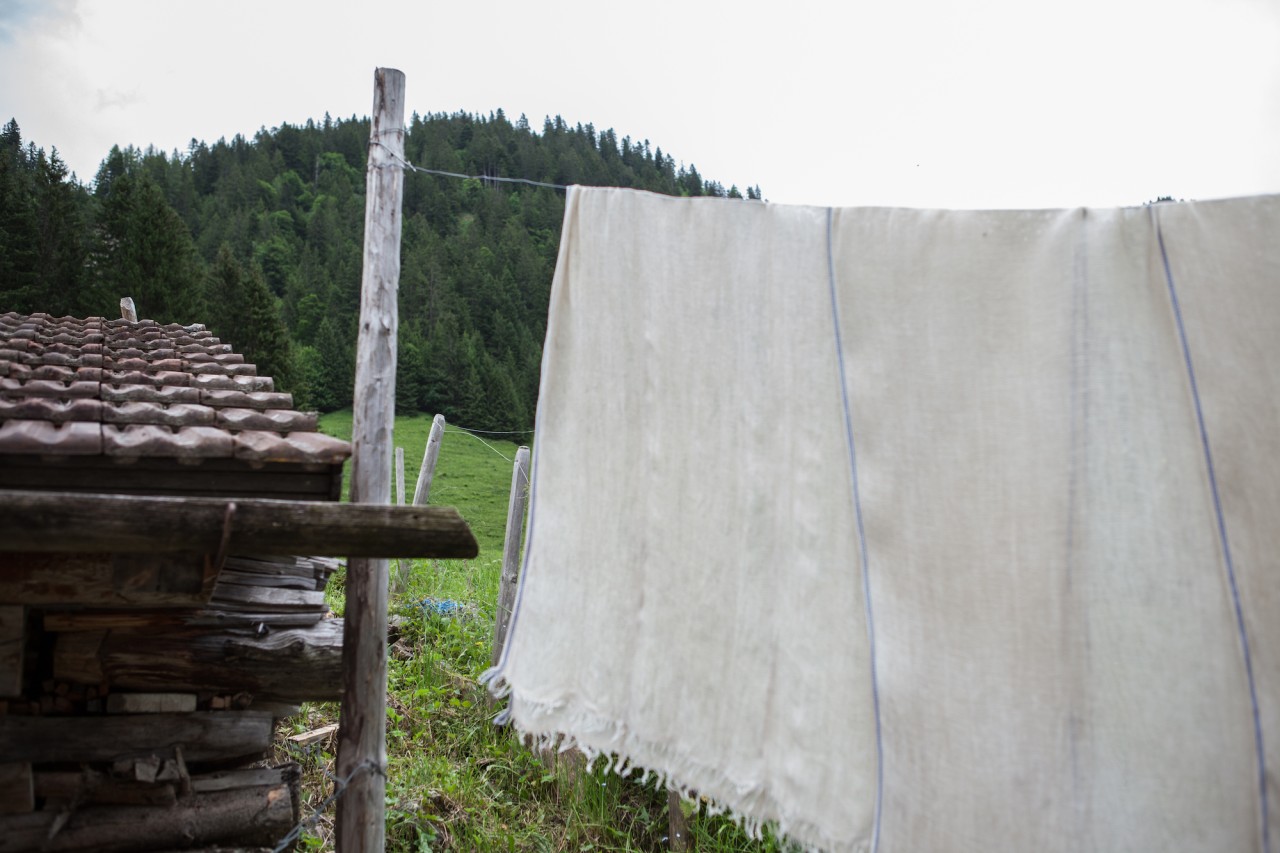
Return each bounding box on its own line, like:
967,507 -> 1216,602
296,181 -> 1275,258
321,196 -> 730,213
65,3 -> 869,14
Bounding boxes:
0,112 -> 759,429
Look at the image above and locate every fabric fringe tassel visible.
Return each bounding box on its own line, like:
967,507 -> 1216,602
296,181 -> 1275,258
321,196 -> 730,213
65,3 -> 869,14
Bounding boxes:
483,684 -> 871,853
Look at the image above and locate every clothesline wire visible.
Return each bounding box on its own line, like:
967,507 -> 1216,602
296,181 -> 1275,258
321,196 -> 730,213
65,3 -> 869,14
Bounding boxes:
370,140 -> 568,191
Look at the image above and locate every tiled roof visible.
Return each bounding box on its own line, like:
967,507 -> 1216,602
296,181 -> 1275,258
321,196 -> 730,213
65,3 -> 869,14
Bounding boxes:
0,312 -> 350,464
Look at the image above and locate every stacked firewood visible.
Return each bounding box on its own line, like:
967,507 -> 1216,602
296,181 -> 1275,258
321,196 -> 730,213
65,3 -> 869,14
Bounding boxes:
0,553 -> 343,852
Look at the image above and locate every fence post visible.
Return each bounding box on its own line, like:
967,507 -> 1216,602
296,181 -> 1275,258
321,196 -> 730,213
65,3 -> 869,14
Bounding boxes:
395,447 -> 405,506
392,446 -> 410,594
335,66 -> 405,853
412,414 -> 446,506
668,791 -> 691,851
491,445 -> 530,668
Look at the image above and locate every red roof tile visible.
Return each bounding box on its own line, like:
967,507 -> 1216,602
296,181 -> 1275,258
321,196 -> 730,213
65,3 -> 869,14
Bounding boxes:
0,312 -> 350,465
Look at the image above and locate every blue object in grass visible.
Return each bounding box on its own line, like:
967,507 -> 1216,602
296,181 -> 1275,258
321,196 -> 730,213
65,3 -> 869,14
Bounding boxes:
421,597 -> 464,617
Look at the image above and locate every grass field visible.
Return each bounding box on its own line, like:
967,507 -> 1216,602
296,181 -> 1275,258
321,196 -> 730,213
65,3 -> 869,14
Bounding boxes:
277,411 -> 788,852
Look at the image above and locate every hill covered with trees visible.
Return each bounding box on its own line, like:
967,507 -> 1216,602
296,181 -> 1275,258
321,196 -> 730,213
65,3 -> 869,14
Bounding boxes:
0,112 -> 759,429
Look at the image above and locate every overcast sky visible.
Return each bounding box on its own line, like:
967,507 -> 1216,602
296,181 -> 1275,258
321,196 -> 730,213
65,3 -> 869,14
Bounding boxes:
1,0 -> 1277,209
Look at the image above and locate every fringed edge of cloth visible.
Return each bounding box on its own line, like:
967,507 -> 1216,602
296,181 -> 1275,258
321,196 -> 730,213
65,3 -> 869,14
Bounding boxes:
480,669 -> 871,853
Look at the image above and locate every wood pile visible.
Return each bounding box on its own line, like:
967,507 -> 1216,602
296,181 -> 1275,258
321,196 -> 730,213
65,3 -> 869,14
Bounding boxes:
0,313 -> 352,852
0,549 -> 345,852
0,313 -> 476,850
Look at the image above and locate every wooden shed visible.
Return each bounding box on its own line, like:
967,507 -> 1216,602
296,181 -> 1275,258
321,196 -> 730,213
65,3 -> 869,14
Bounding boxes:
0,311 -> 476,851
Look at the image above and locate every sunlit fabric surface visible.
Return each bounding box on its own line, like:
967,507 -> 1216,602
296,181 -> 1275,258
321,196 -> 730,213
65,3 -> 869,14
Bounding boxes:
486,187 -> 1280,853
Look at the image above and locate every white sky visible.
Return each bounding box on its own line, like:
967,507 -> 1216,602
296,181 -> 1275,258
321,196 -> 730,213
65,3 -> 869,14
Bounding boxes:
1,0 -> 1277,209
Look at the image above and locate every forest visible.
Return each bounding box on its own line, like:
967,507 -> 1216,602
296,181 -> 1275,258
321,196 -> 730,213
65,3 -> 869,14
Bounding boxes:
0,112 -> 759,429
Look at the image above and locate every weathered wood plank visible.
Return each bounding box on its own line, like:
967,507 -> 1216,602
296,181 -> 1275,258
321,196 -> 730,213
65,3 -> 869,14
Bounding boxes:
337,65 -> 405,853
0,553 -> 210,607
51,630 -> 105,684
0,607 -> 22,698
0,762 -> 33,814
34,769 -> 176,807
222,555 -> 324,580
210,583 -> 326,610
0,711 -> 273,763
42,608 -> 321,632
106,693 -> 198,714
54,619 -> 343,701
0,455 -> 340,500
0,490 -> 477,558
288,723 -> 339,746
216,568 -> 316,589
189,763 -> 297,794
0,783 -> 293,852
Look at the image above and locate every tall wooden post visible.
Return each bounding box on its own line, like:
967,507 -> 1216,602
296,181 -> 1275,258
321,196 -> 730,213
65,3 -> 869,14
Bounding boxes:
412,414 -> 446,506
335,66 -> 405,853
394,447 -> 406,505
392,447 -> 408,594
491,445 -> 531,668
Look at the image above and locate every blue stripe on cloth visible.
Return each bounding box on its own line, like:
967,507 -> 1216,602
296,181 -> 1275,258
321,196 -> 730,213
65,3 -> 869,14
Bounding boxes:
1154,210 -> 1270,853
825,207 -> 885,852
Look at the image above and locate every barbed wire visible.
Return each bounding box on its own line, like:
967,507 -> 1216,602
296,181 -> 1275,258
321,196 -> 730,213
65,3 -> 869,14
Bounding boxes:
270,759 -> 386,853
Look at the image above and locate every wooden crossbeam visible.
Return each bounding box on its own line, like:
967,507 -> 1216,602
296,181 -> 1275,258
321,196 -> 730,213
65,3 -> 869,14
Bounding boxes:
0,489 -> 477,558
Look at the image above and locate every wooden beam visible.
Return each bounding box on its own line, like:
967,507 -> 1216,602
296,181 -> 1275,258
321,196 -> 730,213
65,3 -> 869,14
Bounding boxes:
0,490 -> 477,558
337,65 -> 406,853
106,693 -> 198,714
0,763 -> 33,814
0,783 -> 294,852
492,445 -> 531,668
54,619 -> 343,701
0,553 -> 210,608
35,769 -> 177,807
0,711 -> 274,764
0,607 -> 22,698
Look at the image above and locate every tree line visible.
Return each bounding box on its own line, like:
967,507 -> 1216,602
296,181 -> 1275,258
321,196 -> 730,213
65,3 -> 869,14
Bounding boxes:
0,113 -> 759,429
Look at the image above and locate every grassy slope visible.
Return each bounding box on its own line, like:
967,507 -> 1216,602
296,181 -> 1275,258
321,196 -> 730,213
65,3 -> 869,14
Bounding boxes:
278,411 -> 787,852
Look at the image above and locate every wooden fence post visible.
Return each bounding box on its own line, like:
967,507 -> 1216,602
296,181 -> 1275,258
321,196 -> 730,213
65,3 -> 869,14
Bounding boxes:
412,414 -> 446,506
335,66 -> 405,853
668,790 -> 691,851
395,447 -> 405,506
392,447 -> 409,594
491,446 -> 530,668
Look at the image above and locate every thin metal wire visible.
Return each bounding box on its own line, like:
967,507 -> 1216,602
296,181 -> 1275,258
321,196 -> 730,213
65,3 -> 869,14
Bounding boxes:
270,759 -> 386,853
445,425 -> 514,464
369,140 -> 567,191
450,426 -> 535,436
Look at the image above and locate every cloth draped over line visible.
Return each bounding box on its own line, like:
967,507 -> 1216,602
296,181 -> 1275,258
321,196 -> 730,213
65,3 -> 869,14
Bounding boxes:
484,186 -> 1280,853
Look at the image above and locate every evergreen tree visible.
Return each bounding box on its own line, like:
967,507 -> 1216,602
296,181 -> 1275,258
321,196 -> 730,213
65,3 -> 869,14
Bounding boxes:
1,111 -> 757,420
92,157 -> 204,324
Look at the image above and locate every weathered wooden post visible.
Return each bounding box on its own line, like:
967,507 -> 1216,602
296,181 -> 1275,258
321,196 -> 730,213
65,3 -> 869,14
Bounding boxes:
491,445 -> 530,668
335,66 -> 405,853
392,446 -> 409,594
412,414 -> 446,506
395,447 -> 405,506
668,791 -> 691,851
